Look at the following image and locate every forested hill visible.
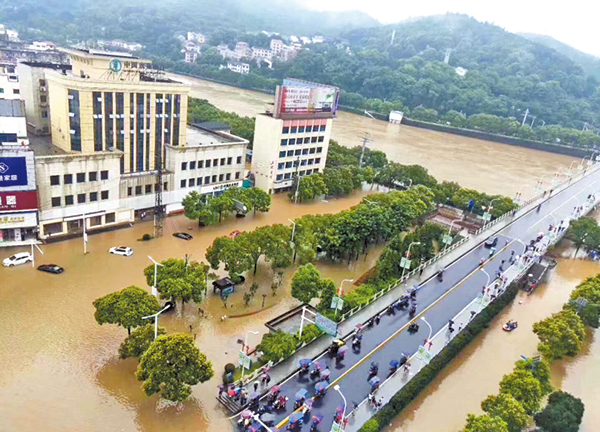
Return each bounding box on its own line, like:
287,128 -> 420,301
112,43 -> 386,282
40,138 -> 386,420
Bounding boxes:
518,33 -> 600,81
0,0 -> 378,47
274,14 -> 599,130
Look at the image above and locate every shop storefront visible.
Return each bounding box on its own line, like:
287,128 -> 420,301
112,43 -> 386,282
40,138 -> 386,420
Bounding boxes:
0,211 -> 38,244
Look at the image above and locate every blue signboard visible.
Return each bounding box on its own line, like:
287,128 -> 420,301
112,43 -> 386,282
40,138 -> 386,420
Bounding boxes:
0,157 -> 28,187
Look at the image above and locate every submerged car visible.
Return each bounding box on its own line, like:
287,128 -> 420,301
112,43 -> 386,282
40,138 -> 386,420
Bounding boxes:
3,252 -> 33,267
37,264 -> 64,274
173,232 -> 193,240
109,246 -> 133,256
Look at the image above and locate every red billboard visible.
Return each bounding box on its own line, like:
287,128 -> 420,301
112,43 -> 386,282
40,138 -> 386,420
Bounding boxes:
0,190 -> 38,211
274,79 -> 340,118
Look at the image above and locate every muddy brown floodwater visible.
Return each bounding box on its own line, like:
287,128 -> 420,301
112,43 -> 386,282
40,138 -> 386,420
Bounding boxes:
0,189 -> 388,432
174,74 -> 574,197
385,256 -> 600,432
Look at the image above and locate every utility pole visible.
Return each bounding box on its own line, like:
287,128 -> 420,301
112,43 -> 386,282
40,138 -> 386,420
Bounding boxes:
521,108 -> 530,127
82,213 -> 88,254
154,145 -> 164,238
358,133 -> 370,168
293,156 -> 300,203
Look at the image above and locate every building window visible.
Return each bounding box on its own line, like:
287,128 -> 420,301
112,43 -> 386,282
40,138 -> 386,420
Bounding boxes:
318,136 -> 324,142
77,193 -> 86,204
44,222 -> 63,235
302,149 -> 308,155
311,137 -> 317,143
42,110 -> 48,118
289,138 -> 295,145
282,127 -> 289,134
205,176 -> 210,184
304,137 -> 310,144
104,92 -> 114,151
315,158 -> 321,164
101,190 -> 109,200
190,161 -> 196,170
309,147 -> 316,154
212,158 -> 217,167
76,173 -> 85,183
317,147 -> 323,153
101,171 -> 108,180
145,184 -> 152,194
295,149 -> 301,156
205,159 -> 211,168
308,159 -> 314,165
306,169 -> 312,175
226,173 -> 231,180
135,186 -> 142,195
298,126 -> 305,133
236,156 -> 242,164
320,125 -> 326,132
198,160 -> 204,168
278,163 -> 285,169
284,173 -> 291,179
90,192 -> 98,201
212,175 -> 217,183
40,95 -> 47,103
291,127 -> 297,133
92,91 -> 103,152
306,126 -> 312,132
180,179 -> 186,188
39,79 -> 46,87
287,150 -> 293,157
68,89 -> 81,152
301,159 -> 307,166
164,182 -> 168,191
127,187 -> 132,196
89,171 -> 97,181
227,157 -> 232,165
285,161 -> 292,168
220,158 -> 226,166
313,168 -> 319,173
279,151 -> 286,158
106,213 -> 116,224
300,170 -> 306,176
276,174 -> 283,181
50,175 -> 60,186
280,139 -> 287,146
197,177 -> 202,185
219,174 -> 224,182
65,195 -> 74,206
189,178 -> 195,187
90,216 -> 102,227
51,197 -> 61,207
181,162 -> 187,171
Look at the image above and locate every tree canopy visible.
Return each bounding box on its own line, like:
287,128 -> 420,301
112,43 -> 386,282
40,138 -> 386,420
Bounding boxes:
257,330 -> 298,363
532,309 -> 585,362
460,414 -> 508,432
143,258 -> 208,307
119,324 -> 166,360
499,369 -> 543,415
534,391 -> 585,432
93,286 -> 160,334
481,394 -> 529,432
136,333 -> 214,402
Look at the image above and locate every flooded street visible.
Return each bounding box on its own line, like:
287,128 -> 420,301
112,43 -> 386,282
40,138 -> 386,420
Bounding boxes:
0,189 -> 385,432
385,257 -> 600,432
174,75 -> 574,197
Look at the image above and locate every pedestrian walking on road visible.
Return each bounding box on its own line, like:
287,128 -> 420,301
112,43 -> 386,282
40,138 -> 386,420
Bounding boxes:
469,310 -> 476,321
218,384 -> 225,397
375,315 -> 380,325
266,374 -> 271,386
253,382 -> 259,392
419,267 -> 424,277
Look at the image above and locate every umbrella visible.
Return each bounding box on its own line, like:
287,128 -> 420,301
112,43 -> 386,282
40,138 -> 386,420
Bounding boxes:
369,376 -> 381,387
320,369 -> 330,379
295,388 -> 308,401
312,413 -> 324,424
338,346 -> 348,355
248,421 -> 263,432
250,392 -> 260,400
304,399 -> 314,409
299,358 -> 313,367
389,359 -> 400,368
270,385 -> 281,394
370,361 -> 379,368
315,381 -> 328,392
228,389 -> 236,397
335,405 -> 344,414
241,410 -> 254,419
260,413 -> 275,423
355,324 -> 364,331
312,361 -> 325,371
289,412 -> 304,423
261,366 -> 270,372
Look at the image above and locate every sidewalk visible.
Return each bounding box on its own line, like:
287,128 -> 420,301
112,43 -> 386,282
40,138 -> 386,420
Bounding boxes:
224,163 -> 597,413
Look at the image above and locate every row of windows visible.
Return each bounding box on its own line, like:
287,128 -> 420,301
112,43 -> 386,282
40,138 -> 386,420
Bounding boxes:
51,191 -> 109,207
181,156 -> 242,171
277,158 -> 321,170
281,136 -> 324,146
279,147 -> 323,158
126,182 -> 168,197
276,169 -> 319,181
49,171 -> 109,186
180,172 -> 241,188
0,88 -> 20,95
282,125 -> 326,134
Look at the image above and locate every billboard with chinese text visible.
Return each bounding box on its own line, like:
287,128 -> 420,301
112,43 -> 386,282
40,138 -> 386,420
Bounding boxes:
0,191 -> 38,211
275,79 -> 340,118
0,157 -> 28,187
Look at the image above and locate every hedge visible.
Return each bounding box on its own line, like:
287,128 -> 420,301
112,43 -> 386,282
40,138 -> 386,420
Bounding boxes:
358,282 -> 520,431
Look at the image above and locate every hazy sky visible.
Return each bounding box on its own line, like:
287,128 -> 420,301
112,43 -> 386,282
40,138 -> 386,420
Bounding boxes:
303,0 -> 600,58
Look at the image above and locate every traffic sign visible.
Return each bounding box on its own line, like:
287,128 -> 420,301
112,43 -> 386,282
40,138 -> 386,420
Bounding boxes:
238,350 -> 252,369
482,212 -> 492,221
400,257 -> 411,269
330,421 -> 344,432
331,296 -> 344,311
416,345 -> 433,364
316,313 -> 338,336
442,234 -> 452,245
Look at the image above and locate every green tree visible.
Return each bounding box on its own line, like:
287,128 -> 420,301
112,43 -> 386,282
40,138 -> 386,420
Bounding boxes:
257,330 -> 298,362
481,394 -> 529,432
119,324 -> 166,359
93,286 -> 160,335
534,391 -> 585,432
244,187 -> 272,214
136,333 -> 214,402
209,194 -> 235,222
291,263 -> 323,304
499,369 -> 544,414
568,274 -> 600,327
568,216 -> 600,257
460,414 -> 508,432
533,309 -> 585,362
514,358 -> 553,395
206,236 -> 253,279
143,258 -> 208,308
318,278 -> 337,313
182,191 -> 218,226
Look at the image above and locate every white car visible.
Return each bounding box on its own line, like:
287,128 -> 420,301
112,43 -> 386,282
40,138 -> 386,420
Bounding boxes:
109,246 -> 133,257
3,252 -> 33,267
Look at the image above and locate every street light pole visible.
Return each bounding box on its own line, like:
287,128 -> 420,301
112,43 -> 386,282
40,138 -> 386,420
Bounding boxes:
480,268 -> 490,287
241,330 -> 259,381
141,304 -> 171,340
420,316 -> 432,341
401,242 -> 421,280
148,256 -> 163,298
445,218 -> 463,252
333,385 -> 347,428
288,219 -> 296,242
335,279 -> 354,318
30,239 -> 43,268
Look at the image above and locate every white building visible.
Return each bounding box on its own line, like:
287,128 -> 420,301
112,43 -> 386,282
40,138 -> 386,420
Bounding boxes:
252,47 -> 272,61
455,67 -> 468,76
0,64 -> 21,100
30,41 -> 56,51
227,62 -> 250,74
0,99 -> 28,146
270,39 -> 284,55
187,32 -> 206,44
217,44 -> 242,61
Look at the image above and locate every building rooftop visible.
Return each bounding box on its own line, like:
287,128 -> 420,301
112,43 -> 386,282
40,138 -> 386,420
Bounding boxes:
194,122 -> 231,131
60,47 -> 143,60
0,99 -> 25,117
20,61 -> 72,70
185,125 -> 232,146
27,134 -> 67,156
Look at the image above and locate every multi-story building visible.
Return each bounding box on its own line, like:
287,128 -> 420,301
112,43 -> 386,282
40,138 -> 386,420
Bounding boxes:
0,63 -> 20,99
0,145 -> 38,247
251,47 -> 272,61
17,62 -> 71,135
187,32 -> 206,44
0,99 -> 28,146
270,39 -> 284,55
235,42 -> 251,58
217,44 -> 241,61
251,79 -> 339,194
227,62 -> 250,74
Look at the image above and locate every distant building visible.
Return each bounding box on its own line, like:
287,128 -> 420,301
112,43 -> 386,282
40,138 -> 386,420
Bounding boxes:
388,110 -> 404,124
455,67 -> 468,76
30,41 -> 56,51
311,36 -> 324,44
270,39 -> 284,55
252,47 -> 272,61
182,40 -> 201,63
0,63 -> 20,99
187,32 -> 206,44
227,62 -> 250,74
0,99 -> 28,146
217,44 -> 241,61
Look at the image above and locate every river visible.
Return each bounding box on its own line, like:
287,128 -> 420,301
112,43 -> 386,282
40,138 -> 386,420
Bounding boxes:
173,74 -> 574,197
